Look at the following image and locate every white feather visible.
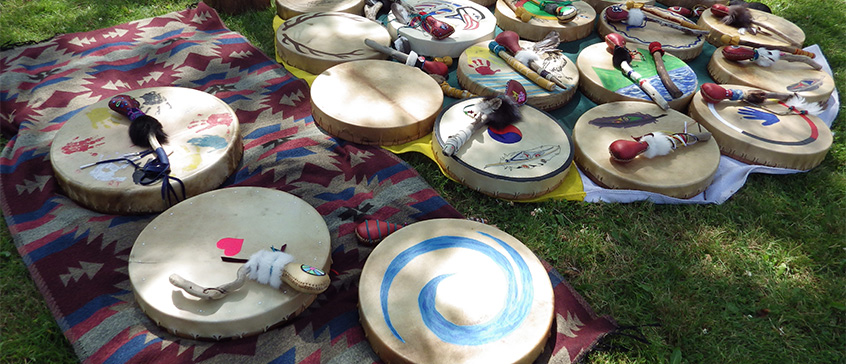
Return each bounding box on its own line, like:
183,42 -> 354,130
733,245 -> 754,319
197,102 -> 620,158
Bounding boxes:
640,133 -> 675,158
785,95 -> 823,116
627,8 -> 646,26
754,48 -> 779,67
515,49 -> 541,66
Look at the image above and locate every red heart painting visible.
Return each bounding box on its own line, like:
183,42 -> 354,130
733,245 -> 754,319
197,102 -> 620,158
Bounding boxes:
216,238 -> 244,256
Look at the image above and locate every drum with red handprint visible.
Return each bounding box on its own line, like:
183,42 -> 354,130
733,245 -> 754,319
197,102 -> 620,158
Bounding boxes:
50,87 -> 243,214
457,40 -> 578,111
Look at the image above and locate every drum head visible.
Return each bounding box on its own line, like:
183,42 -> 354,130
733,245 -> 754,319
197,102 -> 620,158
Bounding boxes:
457,40 -> 578,111
359,219 -> 554,364
275,0 -> 364,19
432,97 -> 574,200
129,187 -> 332,340
386,0 -> 497,57
49,87 -> 242,214
698,7 -> 804,49
576,42 -> 697,111
275,12 -> 391,75
708,47 -> 835,105
494,0 -> 597,42
688,85 -> 833,170
597,5 -> 705,61
573,101 -> 721,198
310,60 -> 443,146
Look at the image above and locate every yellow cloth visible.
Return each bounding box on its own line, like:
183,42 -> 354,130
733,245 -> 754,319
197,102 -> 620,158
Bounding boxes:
272,16 -> 585,202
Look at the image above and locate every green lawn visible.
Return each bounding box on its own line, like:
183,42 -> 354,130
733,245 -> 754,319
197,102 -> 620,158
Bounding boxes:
1,0 -> 844,363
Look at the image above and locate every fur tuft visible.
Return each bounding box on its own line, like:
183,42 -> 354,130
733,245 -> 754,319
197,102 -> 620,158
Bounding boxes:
627,8 -> 646,26
640,132 -> 675,158
128,115 -> 168,148
246,250 -> 295,289
514,49 -> 541,66
722,5 -> 754,28
484,96 -> 522,130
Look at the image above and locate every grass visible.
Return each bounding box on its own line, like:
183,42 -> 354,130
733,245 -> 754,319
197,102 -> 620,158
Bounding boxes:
1,0 -> 844,363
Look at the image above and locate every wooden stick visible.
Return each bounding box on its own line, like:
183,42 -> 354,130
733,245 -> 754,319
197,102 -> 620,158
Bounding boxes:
495,31 -> 573,91
612,45 -> 670,110
489,41 -> 557,91
649,42 -> 683,99
626,1 -> 707,32
720,34 -> 815,59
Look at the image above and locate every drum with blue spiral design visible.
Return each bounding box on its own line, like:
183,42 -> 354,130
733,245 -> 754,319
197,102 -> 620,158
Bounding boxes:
358,218 -> 554,364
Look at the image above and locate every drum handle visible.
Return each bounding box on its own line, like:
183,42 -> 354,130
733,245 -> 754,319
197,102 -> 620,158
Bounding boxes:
489,41 -> 557,92
609,131 -> 711,162
649,42 -> 684,99
364,39 -> 448,77
495,31 -> 574,91
502,0 -> 533,22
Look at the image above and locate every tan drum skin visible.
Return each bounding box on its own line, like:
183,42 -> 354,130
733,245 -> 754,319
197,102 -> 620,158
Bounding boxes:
457,40 -> 579,111
688,85 -> 833,170
597,4 -> 706,61
707,46 -> 835,105
50,87 -> 242,215
275,0 -> 364,19
275,12 -> 391,75
584,0 -> 653,13
697,7 -> 805,49
359,218 -> 554,364
431,97 -> 574,200
494,0 -> 597,42
310,60 -> 444,146
573,101 -> 720,198
129,187 -> 332,340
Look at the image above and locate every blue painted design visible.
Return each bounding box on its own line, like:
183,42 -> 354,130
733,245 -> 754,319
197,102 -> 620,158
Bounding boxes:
488,124 -> 523,144
738,107 -> 780,126
380,232 -> 533,345
616,67 -> 696,101
188,135 -> 227,149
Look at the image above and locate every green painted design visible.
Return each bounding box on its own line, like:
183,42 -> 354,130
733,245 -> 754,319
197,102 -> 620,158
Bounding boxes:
592,48 -> 687,92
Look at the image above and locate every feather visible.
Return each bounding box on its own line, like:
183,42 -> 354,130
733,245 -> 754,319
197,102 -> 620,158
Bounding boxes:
722,5 -> 754,28
639,132 -> 675,158
514,49 -> 541,67
531,31 -> 560,54
784,95 -> 823,116
484,96 -> 522,130
627,8 -> 646,26
753,48 -> 779,67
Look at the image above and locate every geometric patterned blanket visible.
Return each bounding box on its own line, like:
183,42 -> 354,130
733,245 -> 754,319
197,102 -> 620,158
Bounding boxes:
0,3 -> 617,363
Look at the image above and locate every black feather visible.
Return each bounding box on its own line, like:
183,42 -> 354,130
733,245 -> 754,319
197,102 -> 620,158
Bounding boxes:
128,114 -> 168,148
485,96 -> 522,130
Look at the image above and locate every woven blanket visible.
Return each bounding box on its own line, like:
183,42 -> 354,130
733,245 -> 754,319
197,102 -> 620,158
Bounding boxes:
0,3 -> 616,363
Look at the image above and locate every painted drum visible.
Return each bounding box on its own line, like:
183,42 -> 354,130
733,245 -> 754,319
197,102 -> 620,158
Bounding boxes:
494,0 -> 596,42
49,87 -> 242,214
275,0 -> 364,19
275,12 -> 391,75
129,187 -> 332,340
708,46 -> 834,105
576,42 -> 697,111
573,101 -> 720,198
386,0 -> 497,58
359,218 -> 554,364
688,84 -> 833,170
432,97 -> 574,200
654,0 -> 724,11
697,7 -> 804,49
457,40 -> 579,111
310,60 -> 444,146
597,4 -> 706,61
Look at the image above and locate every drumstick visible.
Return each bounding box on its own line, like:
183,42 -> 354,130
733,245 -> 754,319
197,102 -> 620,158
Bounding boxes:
431,74 -> 477,99
611,45 -> 670,110
494,31 -> 573,91
443,81 -> 526,156
710,4 -> 802,48
648,42 -> 684,99
488,41 -> 557,91
606,5 -> 709,35
108,95 -> 170,169
364,39 -> 448,77
609,131 -> 711,162
699,83 -> 822,115
721,45 -> 821,70
502,0 -> 533,22
525,0 -> 578,23
625,1 -> 707,32
720,34 -> 815,59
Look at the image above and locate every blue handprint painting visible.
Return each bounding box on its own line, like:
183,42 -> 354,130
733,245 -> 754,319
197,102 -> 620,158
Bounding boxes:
738,107 -> 780,126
